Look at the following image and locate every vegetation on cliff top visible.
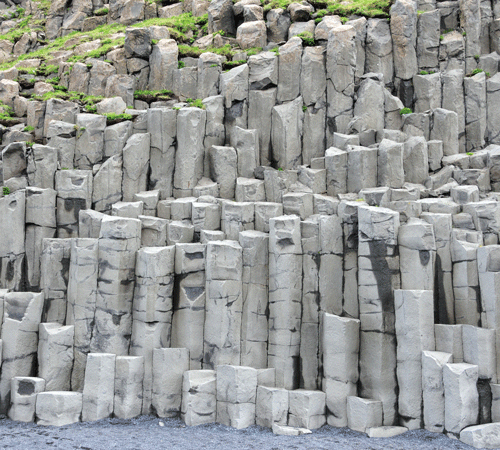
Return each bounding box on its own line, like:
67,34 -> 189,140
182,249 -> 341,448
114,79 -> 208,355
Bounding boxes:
261,0 -> 390,16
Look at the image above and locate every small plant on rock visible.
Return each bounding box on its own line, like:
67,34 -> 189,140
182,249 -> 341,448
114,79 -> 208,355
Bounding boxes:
24,125 -> 34,132
103,113 -> 133,124
468,68 -> 484,77
94,7 -> 109,16
186,98 -> 205,109
400,107 -> 412,115
2,186 -> 10,196
297,31 -> 315,46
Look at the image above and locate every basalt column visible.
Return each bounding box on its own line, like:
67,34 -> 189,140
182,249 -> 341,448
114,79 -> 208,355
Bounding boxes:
204,240 -> 243,369
40,238 -> 72,324
300,214 -> 343,390
171,243 -> 206,370
358,205 -> 400,426
0,292 -> 43,414
130,246 -> 175,414
66,238 -> 99,392
268,215 -> 302,390
0,190 -> 25,291
90,216 -> 141,355
239,230 -> 269,369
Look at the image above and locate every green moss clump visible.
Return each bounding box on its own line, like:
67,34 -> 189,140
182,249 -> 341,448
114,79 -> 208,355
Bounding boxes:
400,107 -> 412,115
103,113 -> 133,124
186,98 -> 205,109
94,7 -> 109,16
297,31 -> 315,46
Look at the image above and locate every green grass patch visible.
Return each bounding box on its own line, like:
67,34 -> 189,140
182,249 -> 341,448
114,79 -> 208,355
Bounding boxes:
0,16 -> 33,43
94,7 -> 109,16
222,60 -> 247,70
103,112 -> 133,124
467,68 -> 483,77
261,0 -> 390,16
134,89 -> 173,103
0,12 -> 211,72
186,98 -> 205,109
68,37 -> 125,63
297,31 -> 315,46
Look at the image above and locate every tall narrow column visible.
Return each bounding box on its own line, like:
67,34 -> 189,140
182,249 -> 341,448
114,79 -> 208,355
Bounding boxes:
204,240 -> 243,369
395,290 -> 435,429
0,292 -> 43,414
40,238 -> 72,324
268,215 -> 302,390
171,243 -> 206,370
239,230 -> 269,369
90,216 -> 141,355
358,205 -> 400,425
130,246 -> 175,414
66,238 -> 98,392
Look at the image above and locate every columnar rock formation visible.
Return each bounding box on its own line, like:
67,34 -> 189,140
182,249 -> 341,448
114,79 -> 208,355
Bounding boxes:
1,0 -> 500,445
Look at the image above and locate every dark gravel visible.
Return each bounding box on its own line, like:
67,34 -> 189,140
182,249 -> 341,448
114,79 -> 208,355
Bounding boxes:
0,416 -> 485,450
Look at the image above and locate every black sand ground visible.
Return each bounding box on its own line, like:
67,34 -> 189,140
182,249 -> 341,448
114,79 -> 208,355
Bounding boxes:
0,416 -> 486,450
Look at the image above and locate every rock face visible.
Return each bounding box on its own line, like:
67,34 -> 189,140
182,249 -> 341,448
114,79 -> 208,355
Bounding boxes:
2,0 -> 500,439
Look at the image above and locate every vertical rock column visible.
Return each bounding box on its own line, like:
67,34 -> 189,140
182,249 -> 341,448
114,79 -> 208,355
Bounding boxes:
444,363 -> 479,435
152,348 -> 189,418
147,108 -> 176,199
130,246 -> 175,414
173,107 -> 207,198
300,216 -> 322,390
66,238 -> 99,392
38,322 -> 74,392
451,230 -> 482,325
0,292 -> 43,414
398,218 -> 436,291
25,187 -> 56,291
54,169 -> 93,239
121,133 -> 151,202
301,46 -> 326,164
478,245 -> 500,381
239,230 -> 269,369
464,72 -> 487,152
442,70 -> 466,152
338,201 -> 359,318
114,355 -> 144,420
459,0 -> 481,72
390,0 -> 418,106
300,214 -> 344,389
90,216 -> 141,355
204,240 -> 243,369
322,313 -> 360,427
40,238 -> 72,324
82,353 -> 116,422
395,290 -> 435,429
422,350 -> 453,433
422,213 -> 455,324
268,215 -> 302,390
0,190 -> 25,290
248,52 -> 277,167
358,205 -> 400,426
326,25 -> 356,142
172,243 -> 206,370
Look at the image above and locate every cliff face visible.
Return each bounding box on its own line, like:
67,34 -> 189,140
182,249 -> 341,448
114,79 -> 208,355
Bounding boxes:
0,0 -> 500,444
